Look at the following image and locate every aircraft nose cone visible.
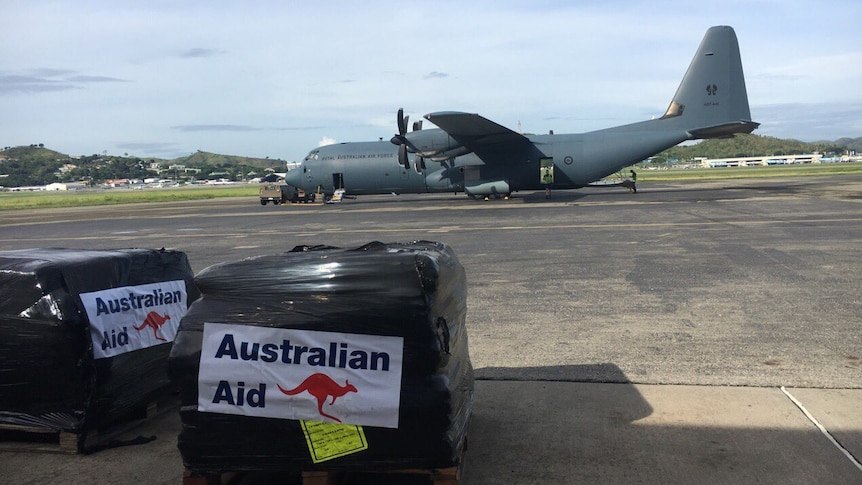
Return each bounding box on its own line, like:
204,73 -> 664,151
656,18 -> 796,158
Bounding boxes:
283,167 -> 302,186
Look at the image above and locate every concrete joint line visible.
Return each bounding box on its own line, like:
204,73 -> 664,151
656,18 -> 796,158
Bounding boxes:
780,386 -> 862,472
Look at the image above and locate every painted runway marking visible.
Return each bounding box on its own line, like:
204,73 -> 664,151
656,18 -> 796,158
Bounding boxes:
781,387 -> 862,472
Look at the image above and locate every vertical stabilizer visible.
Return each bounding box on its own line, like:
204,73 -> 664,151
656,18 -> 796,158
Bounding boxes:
662,26 -> 758,138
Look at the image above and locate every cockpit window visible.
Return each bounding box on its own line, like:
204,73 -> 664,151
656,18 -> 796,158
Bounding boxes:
304,150 -> 319,161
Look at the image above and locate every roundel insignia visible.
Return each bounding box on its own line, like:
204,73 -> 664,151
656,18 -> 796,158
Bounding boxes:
564,156 -> 574,165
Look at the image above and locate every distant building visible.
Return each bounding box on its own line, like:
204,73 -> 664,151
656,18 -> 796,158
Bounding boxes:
700,153 -> 822,168
44,182 -> 86,191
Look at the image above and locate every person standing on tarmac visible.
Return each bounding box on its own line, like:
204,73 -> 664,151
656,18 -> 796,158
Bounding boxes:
629,169 -> 637,193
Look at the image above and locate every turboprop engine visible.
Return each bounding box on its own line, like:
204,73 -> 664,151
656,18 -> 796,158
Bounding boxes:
390,108 -> 468,173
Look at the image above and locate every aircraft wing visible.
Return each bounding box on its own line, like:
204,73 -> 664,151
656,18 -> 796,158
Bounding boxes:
423,111 -> 537,163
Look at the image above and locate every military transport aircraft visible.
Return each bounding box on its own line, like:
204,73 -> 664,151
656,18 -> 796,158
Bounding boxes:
283,26 -> 758,200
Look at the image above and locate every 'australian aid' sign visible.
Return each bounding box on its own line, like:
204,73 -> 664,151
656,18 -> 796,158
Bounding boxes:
80,280 -> 188,359
197,322 -> 404,429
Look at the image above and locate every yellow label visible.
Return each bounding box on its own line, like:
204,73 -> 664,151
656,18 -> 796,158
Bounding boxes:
301,420 -> 368,463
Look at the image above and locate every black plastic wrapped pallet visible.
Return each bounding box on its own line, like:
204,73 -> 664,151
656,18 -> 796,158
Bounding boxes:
174,365 -> 474,471
0,248 -> 199,440
169,241 -> 473,472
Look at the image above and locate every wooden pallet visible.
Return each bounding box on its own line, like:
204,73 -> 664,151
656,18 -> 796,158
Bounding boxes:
183,437 -> 467,484
303,465 -> 462,485
0,396 -> 174,454
183,464 -> 462,485
0,422 -> 80,453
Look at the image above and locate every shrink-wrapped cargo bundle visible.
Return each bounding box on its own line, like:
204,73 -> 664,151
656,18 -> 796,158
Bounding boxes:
169,241 -> 473,473
0,248 -> 198,450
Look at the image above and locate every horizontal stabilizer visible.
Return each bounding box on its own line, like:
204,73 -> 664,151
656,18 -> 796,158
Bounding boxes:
688,120 -> 760,139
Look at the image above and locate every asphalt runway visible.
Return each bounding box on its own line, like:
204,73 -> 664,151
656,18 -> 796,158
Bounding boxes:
2,175 -> 860,388
2,175 -> 861,484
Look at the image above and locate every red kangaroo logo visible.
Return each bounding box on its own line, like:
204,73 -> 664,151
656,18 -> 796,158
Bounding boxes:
278,373 -> 358,423
133,311 -> 171,341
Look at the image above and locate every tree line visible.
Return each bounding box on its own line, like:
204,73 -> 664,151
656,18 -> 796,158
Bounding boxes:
0,147 -> 286,188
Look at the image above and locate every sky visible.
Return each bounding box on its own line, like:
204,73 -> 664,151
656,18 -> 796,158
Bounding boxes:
2,0 -> 861,161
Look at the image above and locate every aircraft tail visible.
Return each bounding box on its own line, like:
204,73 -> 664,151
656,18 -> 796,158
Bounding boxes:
661,26 -> 759,138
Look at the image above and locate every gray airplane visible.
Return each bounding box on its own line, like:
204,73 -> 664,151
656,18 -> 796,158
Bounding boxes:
283,25 -> 758,200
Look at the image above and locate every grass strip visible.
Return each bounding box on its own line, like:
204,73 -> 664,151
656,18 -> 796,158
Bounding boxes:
2,163 -> 860,211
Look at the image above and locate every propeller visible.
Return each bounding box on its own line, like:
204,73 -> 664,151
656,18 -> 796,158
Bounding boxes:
390,108 -> 422,170
398,144 -> 408,170
414,156 -> 426,174
398,108 -> 409,139
412,119 -> 424,173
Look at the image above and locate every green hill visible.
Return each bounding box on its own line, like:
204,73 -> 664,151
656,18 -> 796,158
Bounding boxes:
0,145 -> 68,162
653,134 -> 846,164
0,146 -> 289,187
826,137 -> 862,152
173,151 -> 286,170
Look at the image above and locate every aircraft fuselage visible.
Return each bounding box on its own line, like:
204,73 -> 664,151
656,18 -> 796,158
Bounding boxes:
287,122 -> 690,197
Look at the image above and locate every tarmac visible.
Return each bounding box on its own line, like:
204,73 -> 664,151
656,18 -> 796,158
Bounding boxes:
1,175 -> 861,484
